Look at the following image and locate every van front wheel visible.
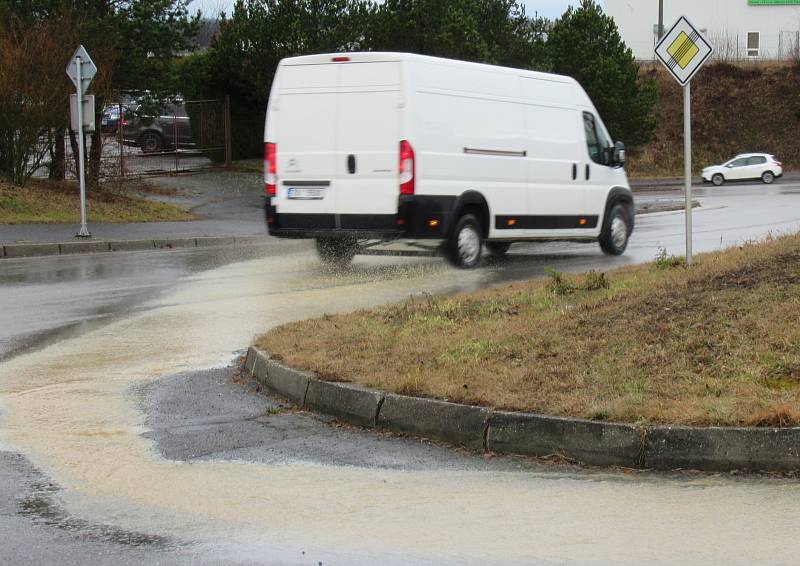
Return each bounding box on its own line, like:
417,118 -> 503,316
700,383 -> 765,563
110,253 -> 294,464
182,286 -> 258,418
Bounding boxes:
315,237 -> 357,267
599,203 -> 631,256
446,214 -> 483,268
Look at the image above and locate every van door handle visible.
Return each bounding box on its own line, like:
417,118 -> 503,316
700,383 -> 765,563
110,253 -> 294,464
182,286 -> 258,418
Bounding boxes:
585,164 -> 590,181
347,154 -> 356,174
572,164 -> 577,180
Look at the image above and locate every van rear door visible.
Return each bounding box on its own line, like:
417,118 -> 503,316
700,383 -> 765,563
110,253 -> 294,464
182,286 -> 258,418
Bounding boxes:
276,64 -> 339,225
335,62 -> 401,229
274,59 -> 401,230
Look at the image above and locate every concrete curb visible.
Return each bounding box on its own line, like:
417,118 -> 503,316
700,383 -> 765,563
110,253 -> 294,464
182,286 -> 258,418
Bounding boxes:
487,411 -> 644,467
305,381 -> 384,428
244,347 -> 800,472
1,235 -> 265,259
378,394 -> 490,451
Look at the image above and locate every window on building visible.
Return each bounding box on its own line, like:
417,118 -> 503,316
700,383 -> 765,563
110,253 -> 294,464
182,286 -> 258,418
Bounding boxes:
747,32 -> 760,57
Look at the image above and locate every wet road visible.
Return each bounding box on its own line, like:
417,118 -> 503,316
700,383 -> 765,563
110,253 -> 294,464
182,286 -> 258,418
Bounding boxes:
1,182 -> 800,565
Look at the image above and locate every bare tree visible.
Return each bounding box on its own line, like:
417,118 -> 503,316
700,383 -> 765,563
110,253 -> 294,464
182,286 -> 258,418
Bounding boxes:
0,13 -> 77,185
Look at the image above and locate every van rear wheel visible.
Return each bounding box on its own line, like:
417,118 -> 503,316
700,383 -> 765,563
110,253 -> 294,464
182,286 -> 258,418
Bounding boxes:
446,214 -> 483,269
316,237 -> 357,267
599,203 -> 631,256
485,241 -> 511,257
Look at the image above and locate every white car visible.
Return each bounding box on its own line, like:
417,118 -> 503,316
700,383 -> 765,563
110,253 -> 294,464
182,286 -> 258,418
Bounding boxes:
702,153 -> 783,186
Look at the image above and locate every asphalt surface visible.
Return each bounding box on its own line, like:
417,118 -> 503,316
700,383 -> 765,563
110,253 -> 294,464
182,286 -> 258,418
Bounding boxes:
0,169 -> 265,244
140,365 -> 550,472
0,242 -> 305,361
0,180 -> 799,565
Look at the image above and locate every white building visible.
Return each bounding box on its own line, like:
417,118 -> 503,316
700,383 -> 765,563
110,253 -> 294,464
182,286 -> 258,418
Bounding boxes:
605,0 -> 800,61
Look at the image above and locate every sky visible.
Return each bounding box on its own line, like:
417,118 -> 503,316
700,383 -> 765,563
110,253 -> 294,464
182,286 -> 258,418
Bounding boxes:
187,0 -> 592,20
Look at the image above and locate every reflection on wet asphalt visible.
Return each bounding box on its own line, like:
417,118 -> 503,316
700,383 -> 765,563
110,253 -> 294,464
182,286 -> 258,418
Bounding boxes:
0,183 -> 799,565
0,242 -> 304,361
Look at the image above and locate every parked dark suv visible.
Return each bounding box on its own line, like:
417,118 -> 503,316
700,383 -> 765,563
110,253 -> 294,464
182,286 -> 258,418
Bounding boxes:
120,100 -> 194,154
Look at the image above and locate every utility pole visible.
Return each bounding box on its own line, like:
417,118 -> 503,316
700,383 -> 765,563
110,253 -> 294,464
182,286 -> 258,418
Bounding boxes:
658,0 -> 664,39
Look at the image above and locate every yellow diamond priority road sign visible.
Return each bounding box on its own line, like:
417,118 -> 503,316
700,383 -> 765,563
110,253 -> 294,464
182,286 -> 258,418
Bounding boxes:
655,16 -> 713,86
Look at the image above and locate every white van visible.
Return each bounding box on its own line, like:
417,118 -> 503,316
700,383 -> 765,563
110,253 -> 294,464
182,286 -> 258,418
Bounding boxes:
264,52 -> 633,268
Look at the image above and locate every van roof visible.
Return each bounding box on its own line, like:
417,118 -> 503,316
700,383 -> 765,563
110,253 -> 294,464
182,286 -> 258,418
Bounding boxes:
280,52 -> 578,86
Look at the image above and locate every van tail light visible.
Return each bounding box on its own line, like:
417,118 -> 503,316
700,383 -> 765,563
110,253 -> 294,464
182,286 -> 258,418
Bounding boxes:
399,140 -> 415,195
265,142 -> 277,196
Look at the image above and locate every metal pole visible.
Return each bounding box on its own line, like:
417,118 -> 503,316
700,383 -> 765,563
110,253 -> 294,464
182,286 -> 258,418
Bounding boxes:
658,0 -> 664,39
76,57 -> 91,237
173,110 -> 178,173
224,95 -> 232,169
118,102 -> 124,178
684,81 -> 692,266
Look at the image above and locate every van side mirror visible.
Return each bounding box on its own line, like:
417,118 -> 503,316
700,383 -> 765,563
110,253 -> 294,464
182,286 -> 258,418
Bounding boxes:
613,141 -> 626,167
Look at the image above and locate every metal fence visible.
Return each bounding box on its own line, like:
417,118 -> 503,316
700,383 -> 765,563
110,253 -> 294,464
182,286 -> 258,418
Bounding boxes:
58,96 -> 232,180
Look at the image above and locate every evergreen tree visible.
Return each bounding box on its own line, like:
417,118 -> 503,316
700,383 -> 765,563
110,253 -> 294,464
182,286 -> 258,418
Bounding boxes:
181,0 -> 374,158
547,0 -> 656,146
365,0 -> 547,69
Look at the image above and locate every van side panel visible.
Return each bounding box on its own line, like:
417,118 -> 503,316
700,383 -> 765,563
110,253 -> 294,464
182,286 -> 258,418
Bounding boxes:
412,60 -> 528,238
521,77 -> 585,224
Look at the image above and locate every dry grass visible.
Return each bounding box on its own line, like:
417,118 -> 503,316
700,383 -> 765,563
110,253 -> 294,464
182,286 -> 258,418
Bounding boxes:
0,179 -> 195,224
259,234 -> 800,427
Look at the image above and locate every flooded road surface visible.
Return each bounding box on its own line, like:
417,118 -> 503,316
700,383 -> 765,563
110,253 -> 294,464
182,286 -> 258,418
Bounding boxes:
1,183 -> 800,565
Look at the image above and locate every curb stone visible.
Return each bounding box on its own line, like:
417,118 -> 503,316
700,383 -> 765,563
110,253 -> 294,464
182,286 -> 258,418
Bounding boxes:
1,235 -> 266,259
252,355 -> 311,406
378,394 -> 490,451
645,425 -> 800,472
244,347 -> 800,472
153,238 -> 200,250
59,241 -> 112,255
3,242 -> 60,258
305,381 -> 384,428
109,240 -> 157,252
487,411 -> 644,467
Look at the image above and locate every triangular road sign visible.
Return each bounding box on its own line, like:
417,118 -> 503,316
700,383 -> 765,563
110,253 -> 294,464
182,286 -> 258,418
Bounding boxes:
66,45 -> 97,94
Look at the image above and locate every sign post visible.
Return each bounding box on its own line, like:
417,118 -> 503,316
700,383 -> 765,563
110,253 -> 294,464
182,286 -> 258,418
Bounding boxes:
66,45 -> 97,238
655,16 -> 713,266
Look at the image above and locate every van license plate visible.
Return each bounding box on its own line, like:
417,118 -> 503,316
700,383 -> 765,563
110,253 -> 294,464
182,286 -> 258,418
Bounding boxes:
287,187 -> 325,200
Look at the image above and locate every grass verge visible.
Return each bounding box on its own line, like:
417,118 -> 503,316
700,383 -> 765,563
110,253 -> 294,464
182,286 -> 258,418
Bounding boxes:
259,234 -> 800,427
0,179 -> 195,224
